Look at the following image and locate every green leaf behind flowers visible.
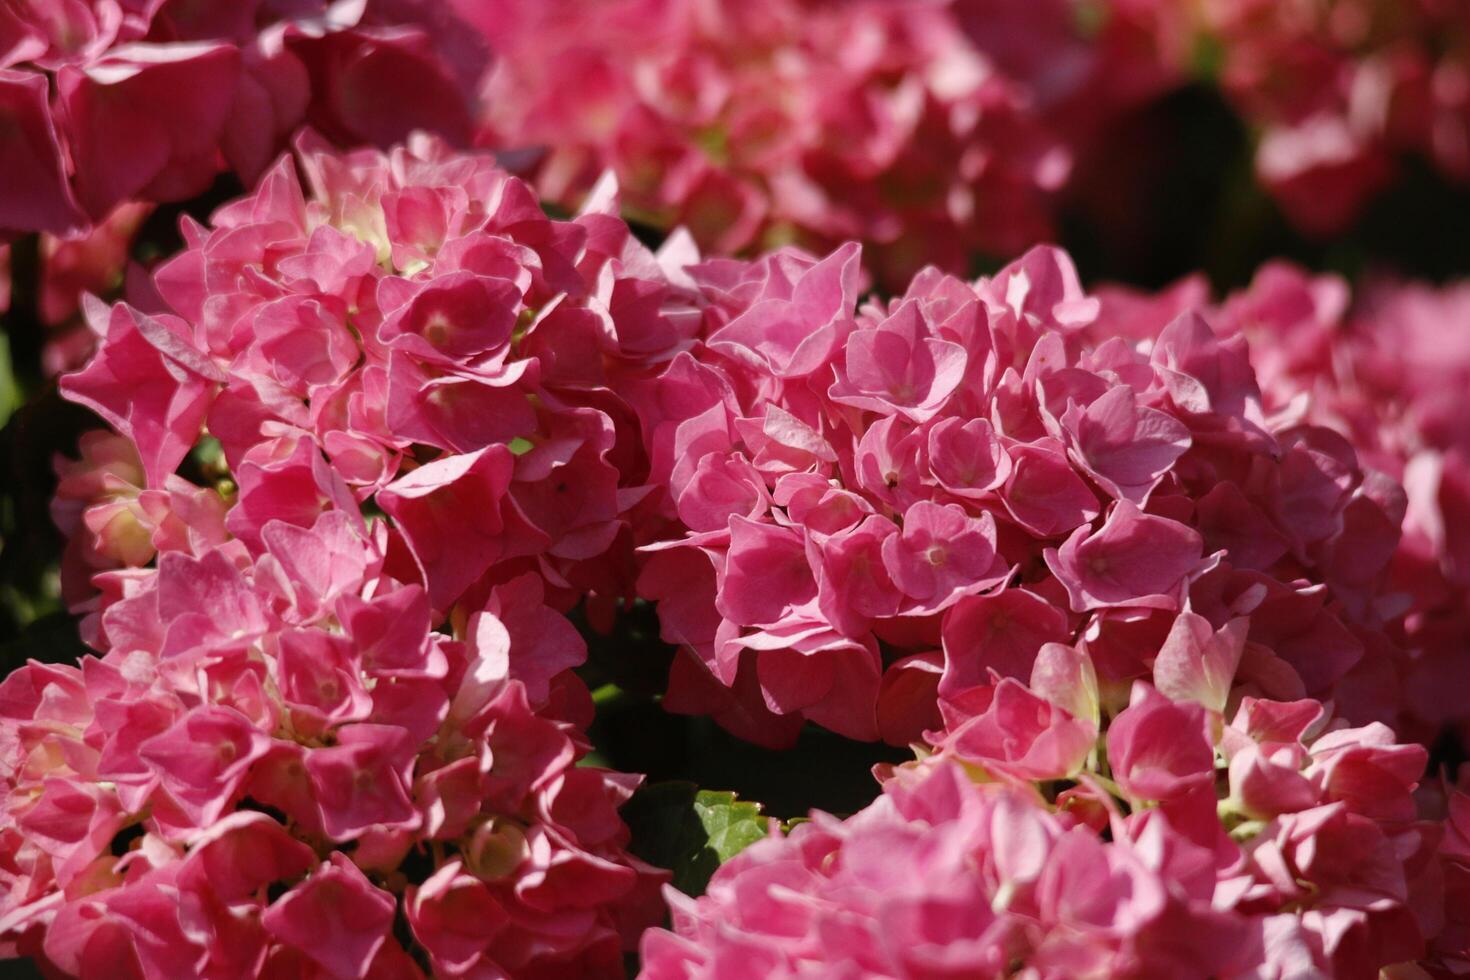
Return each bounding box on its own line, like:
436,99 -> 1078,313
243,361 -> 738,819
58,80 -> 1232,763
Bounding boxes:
622,781 -> 776,898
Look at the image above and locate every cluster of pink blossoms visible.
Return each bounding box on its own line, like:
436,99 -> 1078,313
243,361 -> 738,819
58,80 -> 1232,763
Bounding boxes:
10,123 -> 1470,977
0,0 -> 486,241
644,702 -> 1442,978
633,243 -> 1407,749
1174,0 -> 1470,234
1094,264 -> 1470,747
0,521 -> 665,976
1,136 -> 724,976
1337,279 -> 1470,740
473,0 -> 1179,285
48,131 -> 707,624
625,237 -> 1455,974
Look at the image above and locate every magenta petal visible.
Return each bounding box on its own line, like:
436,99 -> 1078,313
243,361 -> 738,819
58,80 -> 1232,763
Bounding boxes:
0,68 -> 85,235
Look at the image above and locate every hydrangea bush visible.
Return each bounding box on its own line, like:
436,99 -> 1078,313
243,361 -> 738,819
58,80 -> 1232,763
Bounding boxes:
1,4 -> 1470,980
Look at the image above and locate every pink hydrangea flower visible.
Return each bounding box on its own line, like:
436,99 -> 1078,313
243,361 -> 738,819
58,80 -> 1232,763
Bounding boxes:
6,137 -> 696,978
0,0 -> 489,236
0,522 -> 665,976
1428,780 -> 1470,973
636,242 -> 1402,748
53,133 -> 707,630
936,676 -> 1096,781
1045,500 -> 1209,613
476,0 -> 1178,285
18,108 -> 1468,977
880,500 -> 1007,611
642,731 -> 1439,979
1105,682 -> 1215,805
651,589 -> 1438,974
1099,263 -> 1470,747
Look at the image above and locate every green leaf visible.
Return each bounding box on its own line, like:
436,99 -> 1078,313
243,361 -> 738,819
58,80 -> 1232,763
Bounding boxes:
1189,31 -> 1225,82
622,781 -> 773,897
694,789 -> 770,865
0,332 -> 19,428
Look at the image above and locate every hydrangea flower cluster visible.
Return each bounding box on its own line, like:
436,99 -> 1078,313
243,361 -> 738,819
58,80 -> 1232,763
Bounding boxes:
634,243 -> 1407,749
642,700 -> 1440,979
1336,279 -> 1470,740
0,524 -> 665,976
1175,0 -> 1470,234
627,241 -> 1448,974
2,136 -> 715,977
0,0 -> 487,239
474,0 -> 1177,285
1094,265 -> 1470,747
50,132 -> 704,625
